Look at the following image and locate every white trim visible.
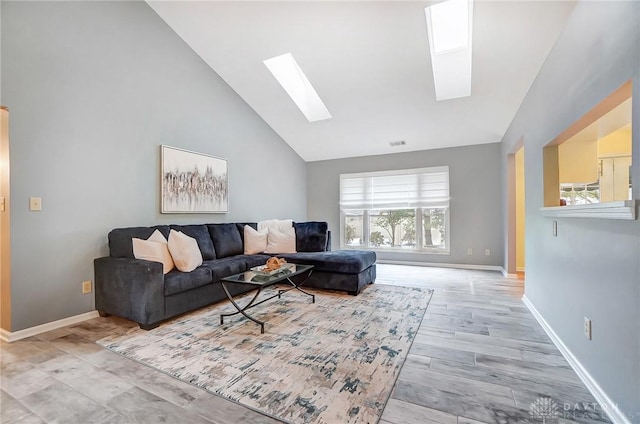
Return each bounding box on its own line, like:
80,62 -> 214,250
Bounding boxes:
522,296 -> 630,424
347,246 -> 451,255
540,200 -> 636,220
0,311 -> 100,343
377,259 -> 502,272
501,267 -> 518,278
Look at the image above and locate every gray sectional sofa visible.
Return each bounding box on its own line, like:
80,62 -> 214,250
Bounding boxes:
94,221 -> 376,329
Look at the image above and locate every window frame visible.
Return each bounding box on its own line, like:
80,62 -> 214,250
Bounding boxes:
339,167 -> 451,254
339,208 -> 450,254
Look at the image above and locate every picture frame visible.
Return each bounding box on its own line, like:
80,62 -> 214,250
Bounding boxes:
161,145 -> 228,213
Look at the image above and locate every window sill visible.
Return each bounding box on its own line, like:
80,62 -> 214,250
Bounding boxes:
540,200 -> 637,220
341,245 -> 450,255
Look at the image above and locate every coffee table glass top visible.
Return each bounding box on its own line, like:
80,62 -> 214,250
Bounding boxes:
221,264 -> 314,286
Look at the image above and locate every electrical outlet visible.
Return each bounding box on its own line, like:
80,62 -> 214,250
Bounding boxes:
82,280 -> 92,294
29,197 -> 42,211
584,317 -> 592,340
467,248 -> 473,255
485,249 -> 491,256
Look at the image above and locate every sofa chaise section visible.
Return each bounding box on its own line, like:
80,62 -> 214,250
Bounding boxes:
279,250 -> 376,295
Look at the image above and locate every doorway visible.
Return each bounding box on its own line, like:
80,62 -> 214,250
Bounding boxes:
507,143 -> 525,279
515,146 -> 525,278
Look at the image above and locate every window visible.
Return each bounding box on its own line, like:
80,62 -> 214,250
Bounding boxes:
340,167 -> 450,253
344,213 -> 364,247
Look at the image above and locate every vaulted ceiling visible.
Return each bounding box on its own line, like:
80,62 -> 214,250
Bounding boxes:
148,1 -> 576,162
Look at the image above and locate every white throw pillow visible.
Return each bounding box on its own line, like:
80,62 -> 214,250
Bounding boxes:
265,227 -> 297,254
167,229 -> 203,272
258,219 -> 294,233
244,226 -> 268,255
132,229 -> 175,274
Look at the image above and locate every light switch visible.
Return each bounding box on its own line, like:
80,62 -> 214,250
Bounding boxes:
29,197 -> 42,211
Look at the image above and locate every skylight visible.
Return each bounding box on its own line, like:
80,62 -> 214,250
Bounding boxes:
430,0 -> 469,53
425,0 -> 474,101
263,53 -> 332,122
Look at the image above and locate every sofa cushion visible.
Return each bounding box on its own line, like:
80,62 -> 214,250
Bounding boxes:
202,257 -> 250,281
164,266 -> 212,296
278,250 -> 376,274
244,226 -> 268,255
235,223 -> 258,242
168,230 -> 203,272
207,224 -> 243,258
294,221 -> 328,252
265,227 -> 297,254
170,225 -> 216,260
243,254 -> 271,269
258,219 -> 293,232
132,230 -> 175,274
109,226 -> 170,258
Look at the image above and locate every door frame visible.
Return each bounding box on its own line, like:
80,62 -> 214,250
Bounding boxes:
1,106 -> 11,332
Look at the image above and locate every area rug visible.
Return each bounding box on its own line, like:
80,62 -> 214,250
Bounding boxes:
97,284 -> 433,424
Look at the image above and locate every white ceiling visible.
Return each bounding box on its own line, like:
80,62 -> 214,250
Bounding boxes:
148,1 -> 576,162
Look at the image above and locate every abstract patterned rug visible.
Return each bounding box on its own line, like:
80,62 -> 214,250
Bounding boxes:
97,284 -> 433,424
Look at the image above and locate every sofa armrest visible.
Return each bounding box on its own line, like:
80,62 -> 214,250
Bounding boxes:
94,257 -> 165,327
326,231 -> 332,251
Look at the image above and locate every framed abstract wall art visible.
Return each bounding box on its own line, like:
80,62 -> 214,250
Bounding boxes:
161,145 -> 228,213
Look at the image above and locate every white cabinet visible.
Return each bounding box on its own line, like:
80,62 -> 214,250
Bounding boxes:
599,156 -> 631,202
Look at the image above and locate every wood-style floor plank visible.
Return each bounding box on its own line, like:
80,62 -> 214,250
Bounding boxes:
0,264 -> 611,424
380,264 -> 611,424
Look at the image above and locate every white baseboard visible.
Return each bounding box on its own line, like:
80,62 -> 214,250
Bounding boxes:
377,259 -> 503,272
501,267 -> 518,278
522,296 -> 630,424
0,311 -> 100,343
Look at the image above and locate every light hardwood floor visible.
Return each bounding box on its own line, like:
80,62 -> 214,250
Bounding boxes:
1,265 -> 611,423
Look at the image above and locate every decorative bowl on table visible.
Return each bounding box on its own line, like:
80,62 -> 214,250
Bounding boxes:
250,257 -> 293,276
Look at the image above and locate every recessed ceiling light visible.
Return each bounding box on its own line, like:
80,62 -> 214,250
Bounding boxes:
263,53 -> 332,122
390,140 -> 406,147
425,0 -> 474,101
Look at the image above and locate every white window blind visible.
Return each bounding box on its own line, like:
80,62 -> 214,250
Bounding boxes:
340,166 -> 450,210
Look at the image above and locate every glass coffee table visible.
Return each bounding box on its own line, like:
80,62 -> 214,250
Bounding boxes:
220,264 -> 314,334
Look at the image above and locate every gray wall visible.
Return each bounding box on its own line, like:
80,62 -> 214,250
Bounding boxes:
1,1 -> 307,331
308,143 -> 503,266
500,2 -> 640,420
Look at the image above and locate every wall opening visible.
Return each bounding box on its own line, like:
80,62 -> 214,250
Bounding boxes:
543,81 -> 632,207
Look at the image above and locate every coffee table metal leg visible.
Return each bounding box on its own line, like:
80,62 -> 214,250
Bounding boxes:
220,282 -> 266,331
284,269 -> 315,303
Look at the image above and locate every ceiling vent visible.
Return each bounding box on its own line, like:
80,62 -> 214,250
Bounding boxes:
390,140 -> 406,147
